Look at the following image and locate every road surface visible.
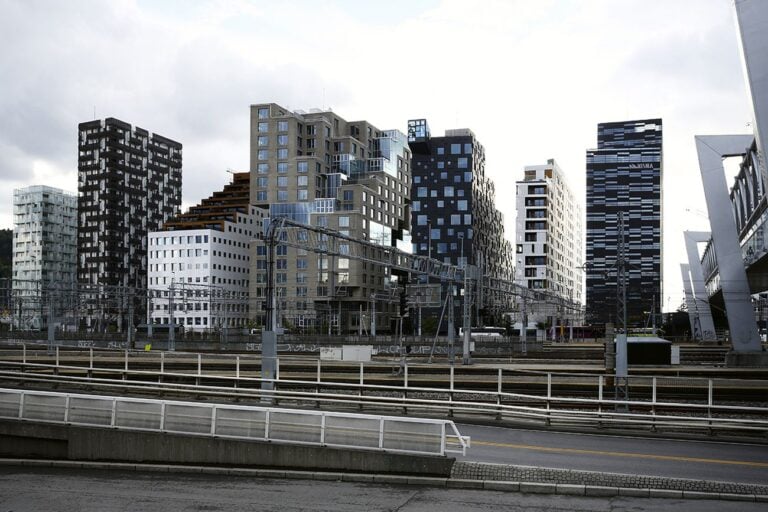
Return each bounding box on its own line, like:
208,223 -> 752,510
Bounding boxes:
0,466 -> 764,512
456,423 -> 768,484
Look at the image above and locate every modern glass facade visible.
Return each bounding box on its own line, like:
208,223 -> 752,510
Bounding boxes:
249,103 -> 412,333
585,119 -> 662,326
408,119 -> 514,325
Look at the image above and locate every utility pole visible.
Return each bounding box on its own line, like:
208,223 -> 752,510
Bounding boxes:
462,266 -> 472,365
447,284 -> 455,365
615,211 -> 629,409
520,292 -> 528,356
46,282 -> 54,355
168,279 -> 175,352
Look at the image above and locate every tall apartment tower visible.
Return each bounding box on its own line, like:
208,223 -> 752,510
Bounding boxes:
77,118 -> 182,290
11,185 -> 77,329
586,119 -> 663,327
408,119 -> 515,324
148,172 -> 264,331
514,159 -> 583,323
249,103 -> 411,334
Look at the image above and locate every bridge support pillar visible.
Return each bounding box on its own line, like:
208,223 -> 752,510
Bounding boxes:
696,134 -> 765,365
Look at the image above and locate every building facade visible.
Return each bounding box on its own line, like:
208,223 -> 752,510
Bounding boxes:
514,159 -> 583,325
77,118 -> 182,292
249,104 -> 412,334
408,119 -> 515,325
11,185 -> 77,329
586,119 -> 663,327
148,172 -> 263,332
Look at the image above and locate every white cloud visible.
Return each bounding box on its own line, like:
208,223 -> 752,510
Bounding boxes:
0,0 -> 754,312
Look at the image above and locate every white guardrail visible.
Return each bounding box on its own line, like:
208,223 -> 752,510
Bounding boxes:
0,387 -> 470,456
0,348 -> 766,435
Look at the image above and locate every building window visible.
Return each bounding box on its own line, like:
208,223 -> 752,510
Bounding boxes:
257,163 -> 269,174
297,176 -> 308,186
277,177 -> 288,187
258,108 -> 269,119
444,186 -> 454,197
338,216 -> 350,228
417,187 -> 427,198
343,190 -> 353,201
458,200 -> 467,211
297,161 -> 308,173
278,121 -> 288,132
464,143 -> 472,154
297,189 -> 308,200
437,147 -> 444,155
277,134 -> 288,146
451,144 -> 461,154
457,157 -> 468,169
256,191 -> 267,201
277,148 -> 288,159
451,214 -> 461,225
277,190 -> 288,201
277,162 -> 288,173
417,215 -> 427,226
258,136 -> 268,146
258,122 -> 268,132
257,150 -> 268,160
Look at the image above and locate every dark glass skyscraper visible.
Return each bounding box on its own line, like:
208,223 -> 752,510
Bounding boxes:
408,119 -> 514,326
586,119 -> 662,327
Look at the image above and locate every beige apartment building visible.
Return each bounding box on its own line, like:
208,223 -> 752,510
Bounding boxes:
249,103 -> 412,334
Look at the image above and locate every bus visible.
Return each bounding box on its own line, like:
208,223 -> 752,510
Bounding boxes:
458,326 -> 506,338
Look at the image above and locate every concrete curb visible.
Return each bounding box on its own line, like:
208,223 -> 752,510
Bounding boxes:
1,459 -> 764,503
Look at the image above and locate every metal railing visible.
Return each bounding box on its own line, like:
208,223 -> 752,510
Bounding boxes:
0,387 -> 470,456
0,347 -> 766,436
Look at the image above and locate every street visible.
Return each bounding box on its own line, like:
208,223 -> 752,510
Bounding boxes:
456,424 -> 768,485
0,466 -> 764,512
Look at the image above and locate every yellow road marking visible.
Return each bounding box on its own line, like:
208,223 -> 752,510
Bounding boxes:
472,440 -> 768,468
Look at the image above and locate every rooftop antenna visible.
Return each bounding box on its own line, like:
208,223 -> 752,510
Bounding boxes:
93,106 -> 96,120
226,168 -> 236,183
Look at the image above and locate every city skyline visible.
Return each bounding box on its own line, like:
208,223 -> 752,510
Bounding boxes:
0,0 -> 753,312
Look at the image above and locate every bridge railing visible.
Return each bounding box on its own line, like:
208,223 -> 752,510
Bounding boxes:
0,387 -> 470,456
1,346 -> 767,434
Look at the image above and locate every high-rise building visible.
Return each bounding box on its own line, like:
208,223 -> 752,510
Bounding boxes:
514,159 -> 583,324
408,119 -> 514,325
148,172 -> 264,331
77,118 -> 182,290
586,119 -> 663,326
11,185 -> 77,329
249,103 -> 412,333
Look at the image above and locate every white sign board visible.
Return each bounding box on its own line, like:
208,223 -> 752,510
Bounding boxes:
671,345 -> 680,365
342,345 -> 373,362
320,347 -> 343,360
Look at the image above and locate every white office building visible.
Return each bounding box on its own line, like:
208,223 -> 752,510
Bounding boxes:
515,159 -> 584,325
147,172 -> 264,332
11,185 -> 78,329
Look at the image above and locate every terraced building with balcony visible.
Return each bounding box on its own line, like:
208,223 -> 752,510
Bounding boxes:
77,117 -> 182,292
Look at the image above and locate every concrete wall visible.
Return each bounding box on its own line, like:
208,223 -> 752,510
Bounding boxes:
0,420 -> 454,476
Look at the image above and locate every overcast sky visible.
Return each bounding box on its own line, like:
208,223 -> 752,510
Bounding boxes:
0,0 -> 755,312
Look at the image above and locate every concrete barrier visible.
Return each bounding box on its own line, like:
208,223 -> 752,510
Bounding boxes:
0,420 -> 454,476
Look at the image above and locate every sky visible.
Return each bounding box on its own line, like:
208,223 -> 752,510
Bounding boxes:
0,0 -> 755,313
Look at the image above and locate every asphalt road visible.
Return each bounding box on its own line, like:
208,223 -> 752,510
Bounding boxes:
0,466 -> 764,512
456,423 -> 768,485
